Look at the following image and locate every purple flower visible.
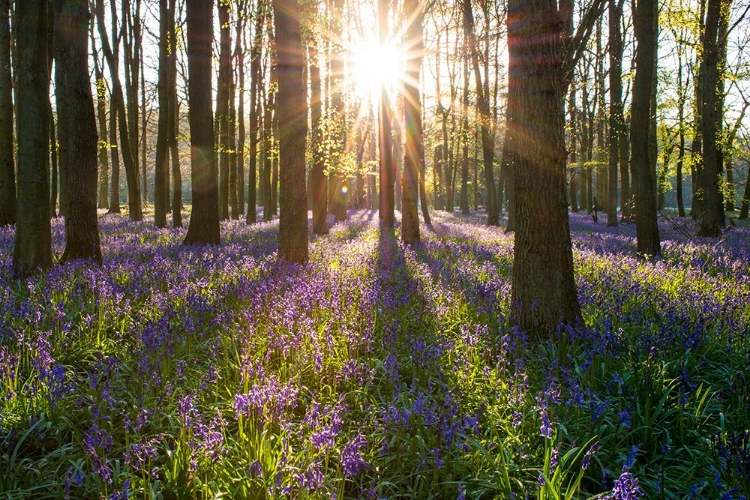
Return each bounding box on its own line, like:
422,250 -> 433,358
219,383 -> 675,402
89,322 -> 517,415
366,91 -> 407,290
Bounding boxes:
606,465 -> 643,499
341,434 -> 370,477
539,409 -> 553,439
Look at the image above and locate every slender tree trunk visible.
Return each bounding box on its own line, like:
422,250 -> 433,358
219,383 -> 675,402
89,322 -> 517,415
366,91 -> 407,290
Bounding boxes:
568,84 -> 579,212
631,0 -> 660,255
171,100 -> 182,227
0,0 -> 15,226
56,0 -> 102,264
309,36 -> 328,234
273,0 -> 308,262
246,0 -> 264,224
95,0 -> 142,220
235,0 -> 247,217
401,0 -> 422,245
154,0 -> 170,228
184,0 -> 220,245
378,0 -> 394,230
607,0 -> 624,226
108,95 -> 121,213
217,0 -> 231,220
92,33 -> 109,210
462,0 -> 498,225
13,0 -> 52,275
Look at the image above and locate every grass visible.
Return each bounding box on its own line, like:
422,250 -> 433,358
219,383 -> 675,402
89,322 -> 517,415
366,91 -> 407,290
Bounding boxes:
0,209 -> 748,499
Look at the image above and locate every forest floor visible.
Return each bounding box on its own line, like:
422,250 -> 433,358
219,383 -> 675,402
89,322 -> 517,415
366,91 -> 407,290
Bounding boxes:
1,209 -> 749,499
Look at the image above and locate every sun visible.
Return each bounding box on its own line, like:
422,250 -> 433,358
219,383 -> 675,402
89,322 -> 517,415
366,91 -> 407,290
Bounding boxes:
349,38 -> 405,99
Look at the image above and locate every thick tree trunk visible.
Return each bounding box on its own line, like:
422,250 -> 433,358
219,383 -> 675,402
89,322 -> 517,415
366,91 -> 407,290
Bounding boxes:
401,0 -> 422,245
631,0 -> 661,255
56,0 -> 102,264
698,0 -> 728,236
235,2 -> 246,217
273,0 -> 308,262
13,0 -> 52,275
0,0 -> 15,226
509,0 -> 584,333
184,0 -> 220,245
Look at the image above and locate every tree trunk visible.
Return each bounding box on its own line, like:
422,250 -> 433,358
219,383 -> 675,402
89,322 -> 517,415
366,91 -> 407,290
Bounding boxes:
235,0 -> 246,217
568,84 -> 579,212
607,0 -> 624,227
217,0 -> 231,220
378,0 -> 394,230
108,95 -> 121,213
13,0 -> 52,275
697,0 -> 727,236
92,29 -> 109,211
56,0 -> 102,264
309,37 -> 328,234
95,0 -> 142,220
273,0 -> 308,262
401,0 -> 422,245
246,0 -> 265,224
0,0 -> 15,226
509,0 -> 587,333
154,0 -> 170,228
184,0 -> 220,246
631,0 -> 661,255
462,0 -> 498,225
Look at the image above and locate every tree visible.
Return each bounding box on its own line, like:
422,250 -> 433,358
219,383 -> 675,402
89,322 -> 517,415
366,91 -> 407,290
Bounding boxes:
607,0 -> 625,227
401,0 -> 423,245
217,0 -> 232,221
95,0 -> 142,221
155,0 -> 170,228
308,3 -> 328,235
55,0 -> 102,264
509,0 -> 605,333
246,0 -> 266,224
378,0 -> 395,230
0,0 -> 14,226
13,0 -> 52,275
463,0 -> 499,226
697,0 -> 730,236
630,0 -> 661,255
184,0 -> 220,246
273,0 -> 308,262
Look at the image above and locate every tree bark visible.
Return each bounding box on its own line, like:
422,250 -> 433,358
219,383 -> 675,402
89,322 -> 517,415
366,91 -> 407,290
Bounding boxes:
0,0 -> 15,226
217,0 -> 231,220
246,0 -> 265,224
697,0 -> 728,236
309,28 -> 328,235
95,0 -> 142,221
56,0 -> 102,264
378,0 -> 394,230
631,0 -> 661,255
13,0 -> 52,275
154,0 -> 171,228
509,0 -> 588,333
184,0 -> 220,246
607,0 -> 624,227
463,0 -> 498,225
401,0 -> 422,245
273,0 -> 308,262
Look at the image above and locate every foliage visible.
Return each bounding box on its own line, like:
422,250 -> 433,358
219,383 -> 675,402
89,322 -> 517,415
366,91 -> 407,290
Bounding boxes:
1,210 -> 749,498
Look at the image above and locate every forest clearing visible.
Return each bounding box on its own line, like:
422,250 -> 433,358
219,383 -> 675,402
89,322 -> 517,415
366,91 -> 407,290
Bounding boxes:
1,210 -> 748,499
